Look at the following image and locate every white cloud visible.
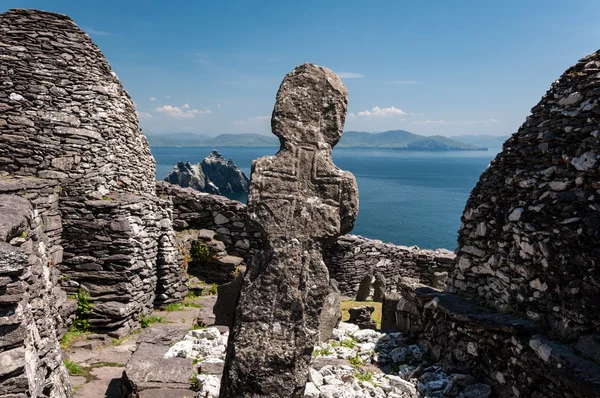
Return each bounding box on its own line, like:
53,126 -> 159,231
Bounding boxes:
411,119 -> 499,125
137,111 -> 152,119
218,104 -> 222,108
86,28 -> 111,36
336,72 -> 365,79
234,116 -> 270,126
391,80 -> 418,84
149,97 -> 157,101
155,104 -> 212,119
347,112 -> 356,118
357,106 -> 406,117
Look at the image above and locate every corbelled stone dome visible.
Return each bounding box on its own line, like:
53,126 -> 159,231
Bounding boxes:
0,8 -> 155,198
452,51 -> 600,339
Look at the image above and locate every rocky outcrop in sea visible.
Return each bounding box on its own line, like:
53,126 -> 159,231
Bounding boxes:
164,150 -> 249,195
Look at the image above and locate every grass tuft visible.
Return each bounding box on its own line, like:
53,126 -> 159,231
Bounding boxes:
64,359 -> 85,376
140,315 -> 168,328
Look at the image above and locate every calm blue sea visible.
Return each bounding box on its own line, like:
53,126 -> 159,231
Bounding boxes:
152,146 -> 499,250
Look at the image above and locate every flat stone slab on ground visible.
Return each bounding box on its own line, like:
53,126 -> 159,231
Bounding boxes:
74,366 -> 123,398
139,388 -> 196,398
122,342 -> 195,394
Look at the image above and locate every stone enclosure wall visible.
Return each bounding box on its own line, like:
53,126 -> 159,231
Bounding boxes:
157,181 -> 265,259
325,234 -> 455,298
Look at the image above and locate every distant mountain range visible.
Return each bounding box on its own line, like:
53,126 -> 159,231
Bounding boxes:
145,130 -> 510,151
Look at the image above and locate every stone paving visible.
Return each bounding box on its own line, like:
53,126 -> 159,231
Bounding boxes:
63,294 -> 213,398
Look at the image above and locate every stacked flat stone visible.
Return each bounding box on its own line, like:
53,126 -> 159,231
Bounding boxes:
0,9 -> 184,337
0,8 -> 155,196
59,194 -> 171,336
0,174 -> 73,336
451,51 -> 600,340
154,198 -> 188,307
324,234 -> 455,297
0,194 -> 71,397
383,281 -> 600,398
157,180 -> 265,259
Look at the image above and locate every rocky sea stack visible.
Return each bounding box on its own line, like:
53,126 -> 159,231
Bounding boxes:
164,150 -> 250,195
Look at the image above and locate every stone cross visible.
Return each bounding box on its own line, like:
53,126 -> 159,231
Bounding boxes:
220,63 -> 359,397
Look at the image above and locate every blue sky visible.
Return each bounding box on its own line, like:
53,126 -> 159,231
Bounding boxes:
5,0 -> 600,136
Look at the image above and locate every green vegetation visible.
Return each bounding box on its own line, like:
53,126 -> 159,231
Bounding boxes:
340,338 -> 357,349
19,232 -> 27,239
140,315 -> 168,328
72,289 -> 93,331
165,303 -> 184,312
354,370 -> 375,384
341,300 -> 382,330
186,290 -> 200,299
191,323 -> 206,330
190,241 -> 214,263
312,346 -> 333,357
190,372 -> 200,391
60,328 -> 88,350
101,195 -> 112,201
208,283 -> 218,295
63,360 -> 85,376
183,301 -> 202,308
91,362 -> 126,368
348,351 -> 364,367
111,336 -> 127,346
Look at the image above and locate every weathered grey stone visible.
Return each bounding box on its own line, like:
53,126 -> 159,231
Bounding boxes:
451,49 -> 600,340
220,63 -> 359,398
347,306 -> 376,330
318,279 -> 342,342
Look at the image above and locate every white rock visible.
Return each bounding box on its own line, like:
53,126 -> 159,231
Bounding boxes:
304,382 -> 320,398
558,91 -> 583,106
309,367 -> 323,387
571,151 -> 597,171
352,329 -> 382,343
387,375 -> 418,396
323,375 -> 344,386
191,327 -> 221,340
196,374 -> 221,398
9,93 -> 24,101
332,322 -> 359,340
508,208 -> 524,222
164,340 -> 194,358
318,384 -> 356,398
529,278 -> 548,292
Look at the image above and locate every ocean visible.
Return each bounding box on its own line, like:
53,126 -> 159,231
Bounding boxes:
152,146 -> 499,250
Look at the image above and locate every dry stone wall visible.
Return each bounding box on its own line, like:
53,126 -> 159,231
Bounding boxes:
451,51 -> 600,340
0,8 -> 155,197
324,234 -> 455,297
0,8 -> 185,339
157,181 -> 265,259
59,194 -> 174,336
382,282 -> 600,398
0,185 -> 71,397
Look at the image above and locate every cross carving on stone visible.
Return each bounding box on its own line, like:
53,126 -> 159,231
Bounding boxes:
220,63 -> 359,398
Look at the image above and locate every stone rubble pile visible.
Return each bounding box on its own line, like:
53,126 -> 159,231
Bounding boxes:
172,323 -> 490,398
